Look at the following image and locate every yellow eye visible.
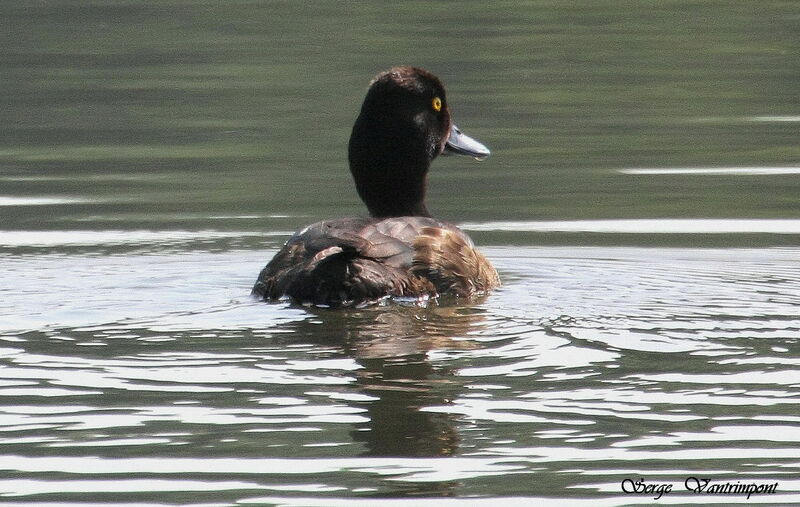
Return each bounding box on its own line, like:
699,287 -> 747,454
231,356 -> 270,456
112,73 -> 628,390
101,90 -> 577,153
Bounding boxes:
431,97 -> 442,112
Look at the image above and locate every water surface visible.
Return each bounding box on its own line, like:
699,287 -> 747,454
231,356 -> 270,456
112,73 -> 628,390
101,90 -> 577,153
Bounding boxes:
1,0 -> 799,504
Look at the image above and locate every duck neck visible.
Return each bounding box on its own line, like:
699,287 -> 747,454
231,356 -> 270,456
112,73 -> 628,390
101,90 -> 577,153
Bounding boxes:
348,120 -> 433,218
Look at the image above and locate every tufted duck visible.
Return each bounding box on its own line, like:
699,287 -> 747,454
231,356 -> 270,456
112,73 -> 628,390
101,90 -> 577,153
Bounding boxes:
252,66 -> 500,306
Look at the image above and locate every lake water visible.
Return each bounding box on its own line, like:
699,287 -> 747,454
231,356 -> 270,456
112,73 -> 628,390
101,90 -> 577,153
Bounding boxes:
1,1 -> 799,505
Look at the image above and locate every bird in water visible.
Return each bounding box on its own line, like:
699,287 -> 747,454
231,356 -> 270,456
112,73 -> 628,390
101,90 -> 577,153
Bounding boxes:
252,66 -> 499,307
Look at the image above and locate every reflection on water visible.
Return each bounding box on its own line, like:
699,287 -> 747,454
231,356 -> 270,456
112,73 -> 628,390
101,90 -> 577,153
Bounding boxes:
619,166 -> 800,175
748,116 -> 800,122
1,246 -> 799,503
462,218 -> 800,234
0,197 -> 94,206
283,305 -> 489,459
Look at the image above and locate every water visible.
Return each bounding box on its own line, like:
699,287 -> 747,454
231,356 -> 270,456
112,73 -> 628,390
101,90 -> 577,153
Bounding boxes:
2,1 -> 800,505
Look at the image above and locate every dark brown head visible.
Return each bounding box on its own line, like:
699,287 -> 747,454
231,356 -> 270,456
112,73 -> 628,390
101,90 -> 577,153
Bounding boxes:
348,66 -> 490,218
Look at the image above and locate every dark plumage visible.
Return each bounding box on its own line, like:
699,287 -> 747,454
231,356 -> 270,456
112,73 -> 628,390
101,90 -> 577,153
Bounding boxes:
252,66 -> 499,306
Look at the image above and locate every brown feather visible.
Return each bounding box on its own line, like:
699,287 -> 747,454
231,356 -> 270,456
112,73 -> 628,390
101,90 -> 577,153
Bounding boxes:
411,227 -> 500,297
252,218 -> 498,306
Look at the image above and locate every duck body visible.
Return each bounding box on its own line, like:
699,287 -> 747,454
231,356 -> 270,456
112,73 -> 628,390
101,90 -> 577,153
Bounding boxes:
252,216 -> 499,306
252,66 -> 499,307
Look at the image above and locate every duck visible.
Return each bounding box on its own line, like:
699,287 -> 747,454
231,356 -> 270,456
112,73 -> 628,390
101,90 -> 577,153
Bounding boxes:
252,66 -> 500,307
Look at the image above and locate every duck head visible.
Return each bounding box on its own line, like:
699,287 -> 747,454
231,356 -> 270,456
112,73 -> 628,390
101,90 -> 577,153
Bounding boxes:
348,66 -> 490,218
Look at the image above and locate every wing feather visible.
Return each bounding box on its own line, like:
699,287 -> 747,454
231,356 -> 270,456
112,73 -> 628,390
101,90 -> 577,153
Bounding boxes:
252,217 -> 498,306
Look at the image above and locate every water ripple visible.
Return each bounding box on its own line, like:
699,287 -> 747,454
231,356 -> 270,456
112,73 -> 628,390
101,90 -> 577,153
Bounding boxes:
0,246 -> 798,502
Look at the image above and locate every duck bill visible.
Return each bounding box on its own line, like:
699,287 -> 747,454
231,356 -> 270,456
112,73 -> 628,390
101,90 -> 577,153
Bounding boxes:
443,124 -> 491,160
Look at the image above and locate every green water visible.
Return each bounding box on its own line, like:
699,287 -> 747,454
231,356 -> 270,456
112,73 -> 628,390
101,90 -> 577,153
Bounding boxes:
2,1 -> 798,232
1,1 -> 800,504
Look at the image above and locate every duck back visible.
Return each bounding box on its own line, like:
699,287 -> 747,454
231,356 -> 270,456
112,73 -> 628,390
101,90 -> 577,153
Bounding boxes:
252,217 -> 499,307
